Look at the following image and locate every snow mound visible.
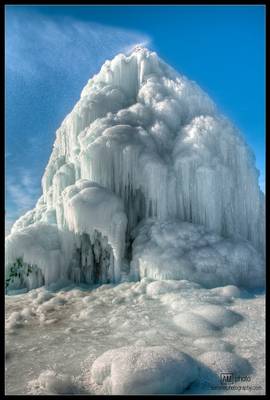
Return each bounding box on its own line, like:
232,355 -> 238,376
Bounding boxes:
146,279 -> 201,297
28,370 -> 77,395
194,338 -> 234,352
90,345 -> 198,394
131,219 -> 265,288
192,304 -> 242,328
33,291 -> 55,305
5,311 -> 25,330
198,351 -> 252,385
210,285 -> 242,298
173,312 -> 219,337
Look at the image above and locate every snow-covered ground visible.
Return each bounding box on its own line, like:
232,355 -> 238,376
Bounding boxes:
5,280 -> 265,395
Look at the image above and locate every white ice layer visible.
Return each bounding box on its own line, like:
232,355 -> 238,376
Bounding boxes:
6,47 -> 265,290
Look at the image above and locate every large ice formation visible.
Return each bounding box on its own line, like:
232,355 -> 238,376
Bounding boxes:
5,47 -> 265,290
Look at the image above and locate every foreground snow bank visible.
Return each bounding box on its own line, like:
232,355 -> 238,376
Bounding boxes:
131,219 -> 265,288
5,280 -> 265,395
90,345 -> 198,394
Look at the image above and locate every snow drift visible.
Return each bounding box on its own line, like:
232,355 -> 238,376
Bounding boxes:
5,47 -> 265,291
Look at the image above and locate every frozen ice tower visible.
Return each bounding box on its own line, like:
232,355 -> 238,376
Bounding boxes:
5,47 -> 265,291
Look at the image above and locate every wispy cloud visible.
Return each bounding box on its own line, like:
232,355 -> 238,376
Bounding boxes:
5,10 -> 151,234
5,169 -> 41,235
5,12 -> 150,81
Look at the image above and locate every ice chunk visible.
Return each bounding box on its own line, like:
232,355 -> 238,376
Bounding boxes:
28,370 -> 77,395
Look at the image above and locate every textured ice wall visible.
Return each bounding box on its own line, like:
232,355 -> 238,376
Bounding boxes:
6,47 -> 265,289
131,219 -> 265,288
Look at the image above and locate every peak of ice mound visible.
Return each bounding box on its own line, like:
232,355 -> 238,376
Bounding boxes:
131,45 -> 149,53
6,47 -> 265,291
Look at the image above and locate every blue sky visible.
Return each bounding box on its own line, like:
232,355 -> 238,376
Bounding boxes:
5,5 -> 265,234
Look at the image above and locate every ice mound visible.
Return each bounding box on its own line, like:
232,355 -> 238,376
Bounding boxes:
6,47 -> 265,291
90,345 -> 198,394
131,219 -> 265,288
5,311 -> 25,330
33,291 -> 55,305
198,351 -> 252,385
193,338 -> 234,352
173,312 -> 219,337
28,370 -> 77,395
192,304 -> 242,328
146,279 -> 201,297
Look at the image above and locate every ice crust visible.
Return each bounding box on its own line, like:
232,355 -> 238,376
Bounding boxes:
5,47 -> 265,290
